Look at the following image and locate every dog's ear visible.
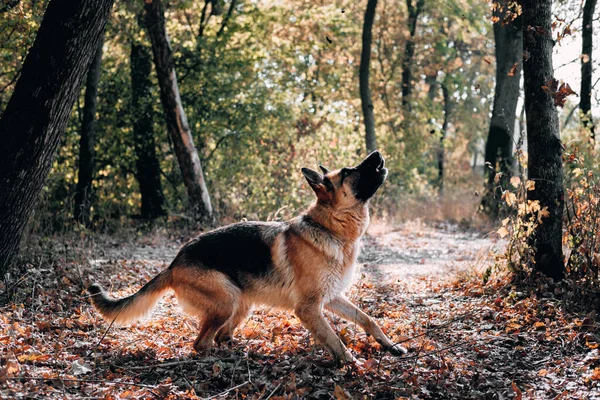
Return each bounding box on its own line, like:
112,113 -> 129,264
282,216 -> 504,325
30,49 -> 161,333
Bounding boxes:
301,167 -> 330,202
318,165 -> 330,175
301,167 -> 324,186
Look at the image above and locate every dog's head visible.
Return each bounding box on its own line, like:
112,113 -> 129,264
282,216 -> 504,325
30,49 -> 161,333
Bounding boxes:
301,151 -> 388,208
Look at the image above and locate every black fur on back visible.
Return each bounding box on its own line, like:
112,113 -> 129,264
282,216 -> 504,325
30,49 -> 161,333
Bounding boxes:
173,221 -> 286,288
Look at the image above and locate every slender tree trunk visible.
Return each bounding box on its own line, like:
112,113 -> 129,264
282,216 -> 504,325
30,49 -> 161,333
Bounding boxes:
580,0 -> 597,139
438,82 -> 450,195
360,0 -> 378,153
482,7 -> 523,216
0,0 -> 114,274
401,0 -> 424,109
144,0 -> 213,222
131,40 -> 167,220
74,36 -> 104,226
522,0 -> 565,280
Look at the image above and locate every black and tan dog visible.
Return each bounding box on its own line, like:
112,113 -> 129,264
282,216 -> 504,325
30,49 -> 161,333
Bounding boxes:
88,151 -> 406,363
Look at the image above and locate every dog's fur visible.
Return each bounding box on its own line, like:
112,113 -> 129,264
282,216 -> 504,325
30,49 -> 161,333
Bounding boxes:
88,151 -> 406,363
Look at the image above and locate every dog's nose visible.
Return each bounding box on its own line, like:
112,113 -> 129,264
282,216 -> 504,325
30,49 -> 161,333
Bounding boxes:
358,151 -> 384,169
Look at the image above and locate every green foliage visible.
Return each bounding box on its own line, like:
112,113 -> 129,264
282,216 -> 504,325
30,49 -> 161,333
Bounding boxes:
2,0 -> 496,229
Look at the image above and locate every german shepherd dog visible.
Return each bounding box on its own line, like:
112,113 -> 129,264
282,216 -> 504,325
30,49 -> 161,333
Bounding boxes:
88,151 -> 406,363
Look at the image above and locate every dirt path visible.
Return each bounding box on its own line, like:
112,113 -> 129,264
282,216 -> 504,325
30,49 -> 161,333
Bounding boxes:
360,221 -> 499,284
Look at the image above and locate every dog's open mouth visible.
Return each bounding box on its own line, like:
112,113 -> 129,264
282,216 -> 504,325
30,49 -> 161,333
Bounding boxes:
376,157 -> 385,173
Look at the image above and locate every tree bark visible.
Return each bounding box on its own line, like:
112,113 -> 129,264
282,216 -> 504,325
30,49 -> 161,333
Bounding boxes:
522,0 -> 565,280
401,0 -> 424,109
131,40 -> 167,220
144,0 -> 213,222
437,82 -> 450,195
580,0 -> 597,138
360,0 -> 378,153
74,36 -> 104,226
482,6 -> 523,216
0,0 -> 114,274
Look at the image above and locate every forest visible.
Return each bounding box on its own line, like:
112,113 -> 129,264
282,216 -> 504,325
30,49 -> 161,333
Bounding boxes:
0,0 -> 599,398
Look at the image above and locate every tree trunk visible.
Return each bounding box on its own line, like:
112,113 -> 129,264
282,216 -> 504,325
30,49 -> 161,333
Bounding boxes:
580,0 -> 597,139
482,7 -> 523,216
0,0 -> 114,274
144,0 -> 213,222
401,0 -> 424,109
74,36 -> 104,226
522,0 -> 565,280
360,0 -> 378,153
437,82 -> 450,195
131,40 -> 167,220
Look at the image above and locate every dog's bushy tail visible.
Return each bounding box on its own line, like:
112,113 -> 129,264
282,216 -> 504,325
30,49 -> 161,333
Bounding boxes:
88,270 -> 171,325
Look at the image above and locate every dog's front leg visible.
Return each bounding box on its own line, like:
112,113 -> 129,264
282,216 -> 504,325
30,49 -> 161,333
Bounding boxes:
294,301 -> 356,364
325,296 -> 407,356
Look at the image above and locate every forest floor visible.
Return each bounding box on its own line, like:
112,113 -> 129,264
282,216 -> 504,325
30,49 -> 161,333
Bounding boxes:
1,220 -> 600,399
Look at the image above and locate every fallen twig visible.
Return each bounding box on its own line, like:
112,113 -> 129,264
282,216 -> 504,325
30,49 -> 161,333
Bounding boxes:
126,356 -> 239,370
202,380 -> 251,400
86,315 -> 117,358
263,382 -> 282,400
394,336 -> 496,363
5,376 -> 155,389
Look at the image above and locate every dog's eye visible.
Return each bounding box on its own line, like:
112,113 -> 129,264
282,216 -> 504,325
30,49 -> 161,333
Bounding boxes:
341,169 -> 350,179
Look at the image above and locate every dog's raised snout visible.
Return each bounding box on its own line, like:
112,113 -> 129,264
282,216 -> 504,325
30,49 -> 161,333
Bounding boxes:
358,151 -> 385,170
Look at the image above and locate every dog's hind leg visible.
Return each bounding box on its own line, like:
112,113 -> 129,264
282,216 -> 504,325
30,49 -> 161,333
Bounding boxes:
171,268 -> 240,352
215,300 -> 252,344
325,296 -> 407,355
193,311 -> 231,352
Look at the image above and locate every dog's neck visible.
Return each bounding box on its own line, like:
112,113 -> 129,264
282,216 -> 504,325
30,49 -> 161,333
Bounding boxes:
304,202 -> 370,243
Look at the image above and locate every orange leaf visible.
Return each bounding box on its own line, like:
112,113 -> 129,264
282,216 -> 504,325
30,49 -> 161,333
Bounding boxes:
512,382 -> 523,400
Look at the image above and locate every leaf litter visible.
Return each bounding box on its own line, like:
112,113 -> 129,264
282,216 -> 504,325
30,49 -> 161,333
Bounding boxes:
1,222 -> 598,399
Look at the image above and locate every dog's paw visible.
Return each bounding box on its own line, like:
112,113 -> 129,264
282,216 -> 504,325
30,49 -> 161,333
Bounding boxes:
388,344 -> 408,356
334,351 -> 361,367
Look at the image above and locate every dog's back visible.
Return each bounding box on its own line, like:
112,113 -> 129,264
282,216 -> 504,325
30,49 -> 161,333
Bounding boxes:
173,221 -> 287,289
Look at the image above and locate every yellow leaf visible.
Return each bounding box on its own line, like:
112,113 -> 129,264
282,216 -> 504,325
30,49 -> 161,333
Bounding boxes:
526,180 -> 535,191
538,369 -> 549,377
582,54 -> 590,63
503,191 -> 517,206
498,227 -> 509,238
510,176 -> 521,188
494,172 -> 503,183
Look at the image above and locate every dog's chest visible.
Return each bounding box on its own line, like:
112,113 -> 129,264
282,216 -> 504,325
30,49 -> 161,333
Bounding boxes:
324,241 -> 361,297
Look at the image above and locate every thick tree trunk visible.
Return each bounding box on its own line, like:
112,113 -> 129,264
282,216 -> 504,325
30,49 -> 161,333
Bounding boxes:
401,0 -> 424,109
437,82 -> 450,195
0,0 -> 114,274
144,0 -> 213,222
360,0 -> 378,153
522,0 -> 565,280
580,0 -> 597,138
74,36 -> 104,225
482,8 -> 523,216
131,41 -> 167,219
